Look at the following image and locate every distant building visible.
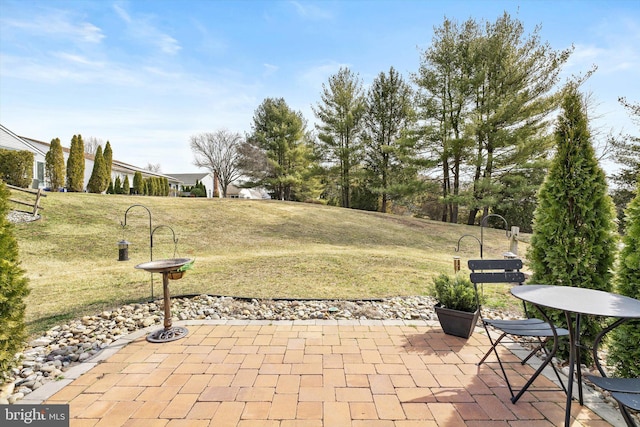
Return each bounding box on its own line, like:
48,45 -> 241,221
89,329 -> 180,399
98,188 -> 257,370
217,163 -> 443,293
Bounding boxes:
226,183 -> 270,199
166,172 -> 217,198
1,123 -> 181,193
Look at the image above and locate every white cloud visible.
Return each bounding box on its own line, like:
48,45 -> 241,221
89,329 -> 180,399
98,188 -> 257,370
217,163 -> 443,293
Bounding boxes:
113,3 -> 181,55
289,1 -> 333,20
1,9 -> 105,44
53,52 -> 105,67
297,61 -> 350,91
192,19 -> 228,55
263,63 -> 279,77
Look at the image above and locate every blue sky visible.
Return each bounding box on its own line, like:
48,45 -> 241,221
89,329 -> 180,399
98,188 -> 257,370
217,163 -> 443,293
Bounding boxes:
1,0 -> 639,174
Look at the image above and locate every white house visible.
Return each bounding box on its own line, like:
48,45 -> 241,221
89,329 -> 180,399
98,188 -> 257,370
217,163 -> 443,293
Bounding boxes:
166,172 -> 217,198
226,183 -> 270,199
0,124 -> 47,188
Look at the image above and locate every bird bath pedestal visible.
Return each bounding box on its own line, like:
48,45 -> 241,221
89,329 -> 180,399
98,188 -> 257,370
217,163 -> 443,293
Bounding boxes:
135,258 -> 191,343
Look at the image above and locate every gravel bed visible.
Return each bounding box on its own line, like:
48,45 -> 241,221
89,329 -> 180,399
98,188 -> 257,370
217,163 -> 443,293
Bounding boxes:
6,210 -> 41,224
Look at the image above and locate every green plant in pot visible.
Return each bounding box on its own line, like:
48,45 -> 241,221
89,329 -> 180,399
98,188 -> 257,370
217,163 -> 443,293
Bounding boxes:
432,273 -> 480,338
168,259 -> 195,280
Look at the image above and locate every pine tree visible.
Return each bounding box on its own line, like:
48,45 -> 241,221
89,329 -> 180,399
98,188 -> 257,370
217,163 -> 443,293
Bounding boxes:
608,182 -> 640,377
0,180 -> 30,379
107,180 -> 114,194
66,134 -> 85,192
527,85 -> 618,363
362,67 -> 418,213
314,68 -> 366,208
87,146 -> 106,193
45,138 -> 65,190
123,175 -> 130,195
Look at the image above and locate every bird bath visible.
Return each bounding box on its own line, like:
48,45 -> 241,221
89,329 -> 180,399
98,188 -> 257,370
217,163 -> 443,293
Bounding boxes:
135,258 -> 191,343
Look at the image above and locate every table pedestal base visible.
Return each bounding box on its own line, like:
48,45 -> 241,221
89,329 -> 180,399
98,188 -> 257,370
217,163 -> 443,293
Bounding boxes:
146,326 -> 189,343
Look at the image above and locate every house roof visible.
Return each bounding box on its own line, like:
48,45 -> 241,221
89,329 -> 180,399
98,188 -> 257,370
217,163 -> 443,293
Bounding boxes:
0,124 -> 47,157
165,173 -> 210,185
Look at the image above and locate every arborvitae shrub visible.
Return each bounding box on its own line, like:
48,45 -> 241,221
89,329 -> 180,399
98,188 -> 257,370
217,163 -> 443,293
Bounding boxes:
45,138 -> 65,190
608,182 -> 640,377
114,176 -> 122,194
103,141 -> 113,188
0,180 -> 30,380
0,149 -> 34,188
66,134 -> 85,192
123,176 -> 130,195
527,86 -> 618,364
133,171 -> 143,195
87,146 -> 106,193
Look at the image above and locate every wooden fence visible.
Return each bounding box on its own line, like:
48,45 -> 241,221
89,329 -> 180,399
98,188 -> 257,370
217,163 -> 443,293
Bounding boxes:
6,184 -> 46,216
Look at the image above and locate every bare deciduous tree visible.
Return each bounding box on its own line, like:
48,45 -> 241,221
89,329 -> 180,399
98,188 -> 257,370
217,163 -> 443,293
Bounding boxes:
190,129 -> 244,197
145,163 -> 162,173
85,136 -> 103,155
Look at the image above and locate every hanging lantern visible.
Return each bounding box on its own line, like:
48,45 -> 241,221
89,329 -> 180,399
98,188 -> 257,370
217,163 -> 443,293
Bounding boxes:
118,240 -> 130,261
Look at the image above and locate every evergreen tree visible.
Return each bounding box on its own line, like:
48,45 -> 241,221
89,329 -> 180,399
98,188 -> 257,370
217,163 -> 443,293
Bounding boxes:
465,13 -> 569,224
133,171 -> 143,195
103,141 -> 113,190
245,98 -> 316,201
610,97 -> 640,230
45,138 -> 65,190
314,68 -> 366,208
66,134 -> 85,192
107,179 -> 114,194
0,150 -> 33,188
414,18 -> 478,222
123,175 -> 130,195
147,178 -> 156,196
527,85 -> 618,363
0,180 -> 30,379
114,176 -> 122,194
87,146 -> 106,193
608,181 -> 640,377
362,67 -> 419,213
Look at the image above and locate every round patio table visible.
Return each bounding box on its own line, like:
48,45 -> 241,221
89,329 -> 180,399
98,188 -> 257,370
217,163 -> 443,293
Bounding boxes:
511,285 -> 640,427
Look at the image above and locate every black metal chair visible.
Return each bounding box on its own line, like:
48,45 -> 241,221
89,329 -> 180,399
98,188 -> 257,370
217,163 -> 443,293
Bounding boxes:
586,319 -> 640,426
468,258 -> 569,403
587,376 -> 639,426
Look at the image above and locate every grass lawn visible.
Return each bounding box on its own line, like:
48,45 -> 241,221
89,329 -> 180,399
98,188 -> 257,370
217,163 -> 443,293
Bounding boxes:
12,192 -> 528,336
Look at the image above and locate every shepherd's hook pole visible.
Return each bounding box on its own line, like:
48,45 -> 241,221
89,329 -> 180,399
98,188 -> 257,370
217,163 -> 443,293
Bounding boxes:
121,204 -> 154,299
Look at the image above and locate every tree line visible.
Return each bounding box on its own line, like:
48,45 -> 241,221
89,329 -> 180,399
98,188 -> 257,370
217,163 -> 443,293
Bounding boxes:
191,13 -> 638,232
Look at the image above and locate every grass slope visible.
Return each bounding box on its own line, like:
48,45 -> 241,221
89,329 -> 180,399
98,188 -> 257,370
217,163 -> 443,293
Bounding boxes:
13,192 -> 526,335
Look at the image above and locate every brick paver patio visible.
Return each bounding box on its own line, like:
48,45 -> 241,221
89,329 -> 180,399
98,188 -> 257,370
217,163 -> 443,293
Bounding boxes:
26,319 -> 623,426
